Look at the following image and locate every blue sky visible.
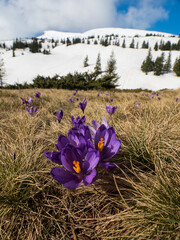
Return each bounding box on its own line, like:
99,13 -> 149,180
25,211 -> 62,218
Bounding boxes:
115,0 -> 180,35
0,0 -> 180,40
148,0 -> 180,35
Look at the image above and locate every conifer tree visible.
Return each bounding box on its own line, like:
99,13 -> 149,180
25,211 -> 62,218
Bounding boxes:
141,49 -> 154,74
122,39 -> 126,48
142,41 -> 146,48
94,53 -> 101,75
129,38 -> 135,48
173,57 -> 180,76
66,38 -> 71,46
154,42 -> 158,51
83,55 -> 89,67
106,51 -> 117,76
163,52 -> 171,73
154,52 -> 165,75
12,49 -> 15,57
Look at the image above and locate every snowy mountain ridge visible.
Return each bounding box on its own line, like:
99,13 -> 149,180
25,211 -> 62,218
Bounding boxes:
38,27 -> 174,40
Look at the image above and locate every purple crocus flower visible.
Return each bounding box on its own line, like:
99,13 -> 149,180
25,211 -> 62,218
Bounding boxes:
79,98 -> 87,113
76,98 -> 79,101
94,124 -> 121,169
110,98 -> 113,102
73,92 -> 76,96
175,98 -> 179,102
44,128 -> 91,164
88,117 -> 110,139
97,93 -> 100,97
20,96 -> 33,105
50,144 -> 99,189
57,110 -> 63,123
26,106 -> 38,115
71,116 -> 86,128
69,98 -> 74,103
134,102 -> 140,107
158,97 -> 161,100
35,92 -> 41,98
113,91 -> 115,93
106,106 -> 117,116
75,89 -> 78,92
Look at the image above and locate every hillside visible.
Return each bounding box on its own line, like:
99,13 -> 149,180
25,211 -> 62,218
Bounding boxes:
0,27 -> 180,90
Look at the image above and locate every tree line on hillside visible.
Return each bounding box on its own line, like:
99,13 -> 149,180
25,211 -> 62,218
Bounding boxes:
1,36 -> 180,55
141,49 -> 180,76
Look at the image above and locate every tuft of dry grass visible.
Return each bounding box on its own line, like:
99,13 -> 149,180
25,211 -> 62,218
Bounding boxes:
0,88 -> 180,239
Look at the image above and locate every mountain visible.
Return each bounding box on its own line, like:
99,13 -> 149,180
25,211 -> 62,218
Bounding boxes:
0,27 -> 180,90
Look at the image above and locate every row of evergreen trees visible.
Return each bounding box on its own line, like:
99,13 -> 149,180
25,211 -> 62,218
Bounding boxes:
141,49 -> 180,76
1,36 -> 180,53
154,39 -> 180,51
83,51 -> 117,77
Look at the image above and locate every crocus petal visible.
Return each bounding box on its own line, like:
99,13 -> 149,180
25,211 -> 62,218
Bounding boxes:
83,169 -> 97,186
102,139 -> 121,160
51,167 -> 83,189
102,116 -> 108,128
100,161 -> 117,169
55,135 -> 70,151
44,151 -> 62,164
61,145 -> 82,173
30,107 -> 33,114
91,120 -> 100,130
87,125 -> 96,138
84,150 -> 99,173
28,96 -> 33,104
94,124 -> 108,149
57,110 -> 63,123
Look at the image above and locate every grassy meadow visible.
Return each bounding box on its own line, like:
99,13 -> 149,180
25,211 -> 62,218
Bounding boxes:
0,88 -> 180,240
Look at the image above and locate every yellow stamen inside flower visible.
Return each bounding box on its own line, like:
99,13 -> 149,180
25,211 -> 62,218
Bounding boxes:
98,138 -> 104,152
97,126 -> 99,130
73,161 -> 81,173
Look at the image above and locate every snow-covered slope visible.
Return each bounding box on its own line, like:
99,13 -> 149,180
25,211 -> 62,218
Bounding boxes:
1,27 -> 180,90
39,28 -> 173,40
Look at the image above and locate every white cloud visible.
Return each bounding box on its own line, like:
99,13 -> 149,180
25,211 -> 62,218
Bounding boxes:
117,0 -> 168,29
0,0 -> 168,40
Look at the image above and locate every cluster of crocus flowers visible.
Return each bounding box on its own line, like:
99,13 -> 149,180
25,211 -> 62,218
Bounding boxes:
20,92 -> 41,116
71,115 -> 86,128
45,116 -> 121,189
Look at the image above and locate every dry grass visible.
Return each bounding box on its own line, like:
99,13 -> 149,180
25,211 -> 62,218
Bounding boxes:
0,88 -> 180,239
